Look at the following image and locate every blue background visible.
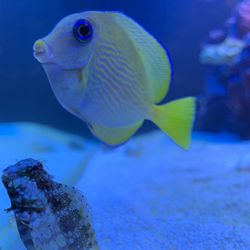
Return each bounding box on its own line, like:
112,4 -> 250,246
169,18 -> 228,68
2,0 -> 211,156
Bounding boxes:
0,0 -> 233,138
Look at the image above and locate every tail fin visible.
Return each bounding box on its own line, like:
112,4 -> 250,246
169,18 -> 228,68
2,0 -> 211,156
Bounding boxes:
152,97 -> 196,150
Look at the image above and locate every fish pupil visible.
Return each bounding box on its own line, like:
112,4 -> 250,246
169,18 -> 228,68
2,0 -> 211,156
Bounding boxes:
79,25 -> 90,37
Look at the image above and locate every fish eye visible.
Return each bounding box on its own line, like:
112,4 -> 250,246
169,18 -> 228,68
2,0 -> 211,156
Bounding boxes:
73,19 -> 93,43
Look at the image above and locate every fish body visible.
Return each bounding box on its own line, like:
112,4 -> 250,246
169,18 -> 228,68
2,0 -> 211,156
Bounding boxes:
34,11 -> 195,148
2,159 -> 98,250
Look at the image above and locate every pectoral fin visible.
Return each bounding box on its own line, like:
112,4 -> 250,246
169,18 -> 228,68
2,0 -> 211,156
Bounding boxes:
89,121 -> 143,146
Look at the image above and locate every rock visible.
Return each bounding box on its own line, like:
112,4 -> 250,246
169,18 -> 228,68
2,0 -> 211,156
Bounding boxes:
236,0 -> 250,37
200,37 -> 245,65
198,1 -> 250,138
1,123 -> 250,249
2,158 -> 99,250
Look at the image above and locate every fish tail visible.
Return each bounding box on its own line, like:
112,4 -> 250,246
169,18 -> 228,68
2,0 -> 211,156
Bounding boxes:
151,97 -> 196,150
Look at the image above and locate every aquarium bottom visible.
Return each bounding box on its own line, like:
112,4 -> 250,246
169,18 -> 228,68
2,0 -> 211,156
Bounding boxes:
1,122 -> 250,250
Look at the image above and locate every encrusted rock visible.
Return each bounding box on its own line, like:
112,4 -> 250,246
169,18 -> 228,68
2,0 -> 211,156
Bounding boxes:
2,159 -> 99,250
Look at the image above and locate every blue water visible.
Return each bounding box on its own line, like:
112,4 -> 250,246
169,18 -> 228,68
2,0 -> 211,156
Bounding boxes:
2,1 -> 250,250
0,0 -> 232,137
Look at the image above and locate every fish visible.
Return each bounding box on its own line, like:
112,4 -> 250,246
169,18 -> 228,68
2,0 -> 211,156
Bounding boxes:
2,159 -> 99,250
33,11 -> 196,149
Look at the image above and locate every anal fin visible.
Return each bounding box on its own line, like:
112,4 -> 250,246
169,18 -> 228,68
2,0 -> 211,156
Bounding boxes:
89,121 -> 143,146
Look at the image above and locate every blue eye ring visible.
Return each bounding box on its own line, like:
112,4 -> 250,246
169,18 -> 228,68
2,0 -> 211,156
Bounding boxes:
73,19 -> 93,43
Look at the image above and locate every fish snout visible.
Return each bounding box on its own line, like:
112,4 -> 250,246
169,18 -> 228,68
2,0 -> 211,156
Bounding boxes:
33,39 -> 53,63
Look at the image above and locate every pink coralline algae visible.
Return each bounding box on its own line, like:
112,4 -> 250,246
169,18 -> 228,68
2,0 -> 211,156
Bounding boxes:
236,0 -> 250,36
207,29 -> 227,45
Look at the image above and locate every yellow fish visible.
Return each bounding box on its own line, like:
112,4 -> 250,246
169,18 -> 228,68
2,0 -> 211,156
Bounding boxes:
33,11 -> 195,149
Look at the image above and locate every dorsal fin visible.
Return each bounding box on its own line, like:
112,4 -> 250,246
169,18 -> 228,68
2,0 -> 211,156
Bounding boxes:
112,12 -> 172,104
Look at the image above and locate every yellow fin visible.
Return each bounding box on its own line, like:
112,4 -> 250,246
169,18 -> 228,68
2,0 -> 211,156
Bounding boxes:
152,97 -> 196,149
89,121 -> 143,146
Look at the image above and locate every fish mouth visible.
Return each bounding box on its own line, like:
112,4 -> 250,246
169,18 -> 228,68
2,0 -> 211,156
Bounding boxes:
33,39 -> 54,64
33,39 -> 93,71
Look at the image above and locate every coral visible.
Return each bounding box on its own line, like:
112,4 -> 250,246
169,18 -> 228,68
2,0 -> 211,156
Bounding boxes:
207,29 -> 227,45
236,0 -> 250,36
199,0 -> 250,139
200,37 -> 245,65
